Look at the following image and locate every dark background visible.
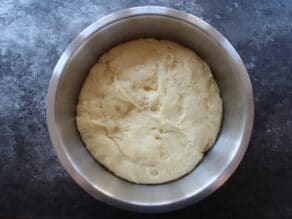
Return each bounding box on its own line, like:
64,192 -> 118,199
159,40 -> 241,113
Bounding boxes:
0,0 -> 291,218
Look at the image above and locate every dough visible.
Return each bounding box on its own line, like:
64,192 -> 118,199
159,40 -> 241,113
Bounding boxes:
76,39 -> 222,184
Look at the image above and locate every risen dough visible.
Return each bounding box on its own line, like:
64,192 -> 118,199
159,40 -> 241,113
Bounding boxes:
76,39 -> 222,184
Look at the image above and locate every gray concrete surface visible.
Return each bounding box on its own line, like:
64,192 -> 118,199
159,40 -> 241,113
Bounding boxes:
0,0 -> 291,218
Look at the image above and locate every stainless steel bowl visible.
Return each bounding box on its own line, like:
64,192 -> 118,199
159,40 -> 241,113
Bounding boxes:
47,6 -> 254,213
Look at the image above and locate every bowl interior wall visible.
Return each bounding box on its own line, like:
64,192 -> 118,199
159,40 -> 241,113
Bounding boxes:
54,15 -> 248,205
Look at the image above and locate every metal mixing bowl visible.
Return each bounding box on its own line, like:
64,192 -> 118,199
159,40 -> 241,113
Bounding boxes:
47,6 -> 254,213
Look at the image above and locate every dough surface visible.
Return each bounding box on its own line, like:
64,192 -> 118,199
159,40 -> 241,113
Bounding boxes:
76,39 -> 222,184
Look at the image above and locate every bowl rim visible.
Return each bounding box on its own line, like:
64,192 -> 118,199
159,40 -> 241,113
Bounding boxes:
46,6 -> 254,212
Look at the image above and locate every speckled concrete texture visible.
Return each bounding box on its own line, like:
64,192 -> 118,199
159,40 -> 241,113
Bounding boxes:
0,0 -> 292,218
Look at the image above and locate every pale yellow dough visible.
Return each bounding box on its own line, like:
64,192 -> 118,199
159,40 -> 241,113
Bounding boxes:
76,39 -> 222,184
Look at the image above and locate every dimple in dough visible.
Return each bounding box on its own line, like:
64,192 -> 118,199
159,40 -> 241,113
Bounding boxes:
76,39 -> 223,184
